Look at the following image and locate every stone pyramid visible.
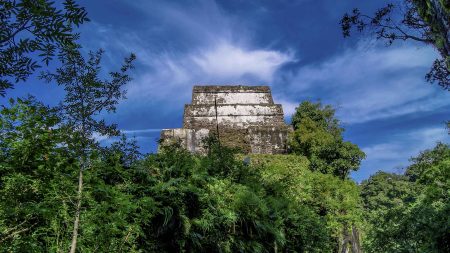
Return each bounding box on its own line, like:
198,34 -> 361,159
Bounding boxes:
160,85 -> 291,154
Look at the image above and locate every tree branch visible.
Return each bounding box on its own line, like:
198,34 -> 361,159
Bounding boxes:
0,221 -> 38,244
393,25 -> 433,43
1,218 -> 30,236
0,18 -> 32,44
358,14 -> 433,44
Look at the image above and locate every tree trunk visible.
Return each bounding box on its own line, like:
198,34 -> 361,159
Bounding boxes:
69,168 -> 83,253
414,0 -> 450,56
340,224 -> 363,253
351,225 -> 362,253
340,226 -> 349,253
429,0 -> 449,55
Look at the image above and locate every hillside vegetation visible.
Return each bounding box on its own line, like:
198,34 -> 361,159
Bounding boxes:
1,98 -> 448,252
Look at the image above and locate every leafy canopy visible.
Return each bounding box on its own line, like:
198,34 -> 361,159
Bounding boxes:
361,143 -> 450,253
0,108 -> 364,252
288,101 -> 366,179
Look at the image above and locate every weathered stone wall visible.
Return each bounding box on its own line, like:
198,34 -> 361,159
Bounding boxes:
160,128 -> 210,153
191,85 -> 274,105
183,104 -> 285,129
160,85 -> 290,154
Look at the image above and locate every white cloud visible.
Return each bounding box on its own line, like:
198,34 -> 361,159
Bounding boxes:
277,41 -> 448,123
275,98 -> 298,118
354,126 -> 449,180
192,41 -> 294,82
364,127 -> 449,160
80,0 -> 296,115
92,132 -> 110,143
122,128 -> 162,134
122,39 -> 294,104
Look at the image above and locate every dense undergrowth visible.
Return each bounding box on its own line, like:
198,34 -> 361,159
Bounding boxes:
1,98 -> 448,252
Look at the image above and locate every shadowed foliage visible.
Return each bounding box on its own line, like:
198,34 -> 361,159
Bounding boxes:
0,0 -> 89,96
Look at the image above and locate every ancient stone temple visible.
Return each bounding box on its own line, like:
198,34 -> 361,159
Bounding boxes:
160,85 -> 291,154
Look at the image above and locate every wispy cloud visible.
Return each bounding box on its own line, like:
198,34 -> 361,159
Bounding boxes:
121,39 -> 294,104
275,41 -> 448,123
363,126 -> 448,163
92,132 -> 110,143
274,98 -> 298,119
79,0 -> 296,130
122,129 -> 162,134
353,126 -> 449,181
192,41 -> 295,82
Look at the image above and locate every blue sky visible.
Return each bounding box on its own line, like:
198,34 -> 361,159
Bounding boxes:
5,0 -> 449,181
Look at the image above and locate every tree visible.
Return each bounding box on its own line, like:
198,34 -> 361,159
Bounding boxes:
42,49 -> 135,253
0,0 -> 89,96
291,101 -> 342,137
0,97 -> 154,251
360,171 -> 417,252
0,97 -> 77,251
137,139 -> 360,252
1,98 -> 366,252
341,0 -> 449,90
361,143 -> 450,252
288,101 -> 366,179
405,142 -> 450,181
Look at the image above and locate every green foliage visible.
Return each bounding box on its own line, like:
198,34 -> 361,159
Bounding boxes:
1,119 -> 360,253
291,101 -> 341,136
74,152 -> 152,253
43,48 -> 136,253
405,142 -> 450,182
0,0 -> 89,96
42,49 -> 136,149
0,1 -> 446,251
249,154 -> 363,247
134,142 -> 361,252
3,97 -> 447,253
0,98 -> 154,252
361,143 -> 450,253
0,97 -> 76,251
288,101 -> 366,179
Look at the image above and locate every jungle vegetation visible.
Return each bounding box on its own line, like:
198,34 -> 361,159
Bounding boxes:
0,0 -> 448,252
